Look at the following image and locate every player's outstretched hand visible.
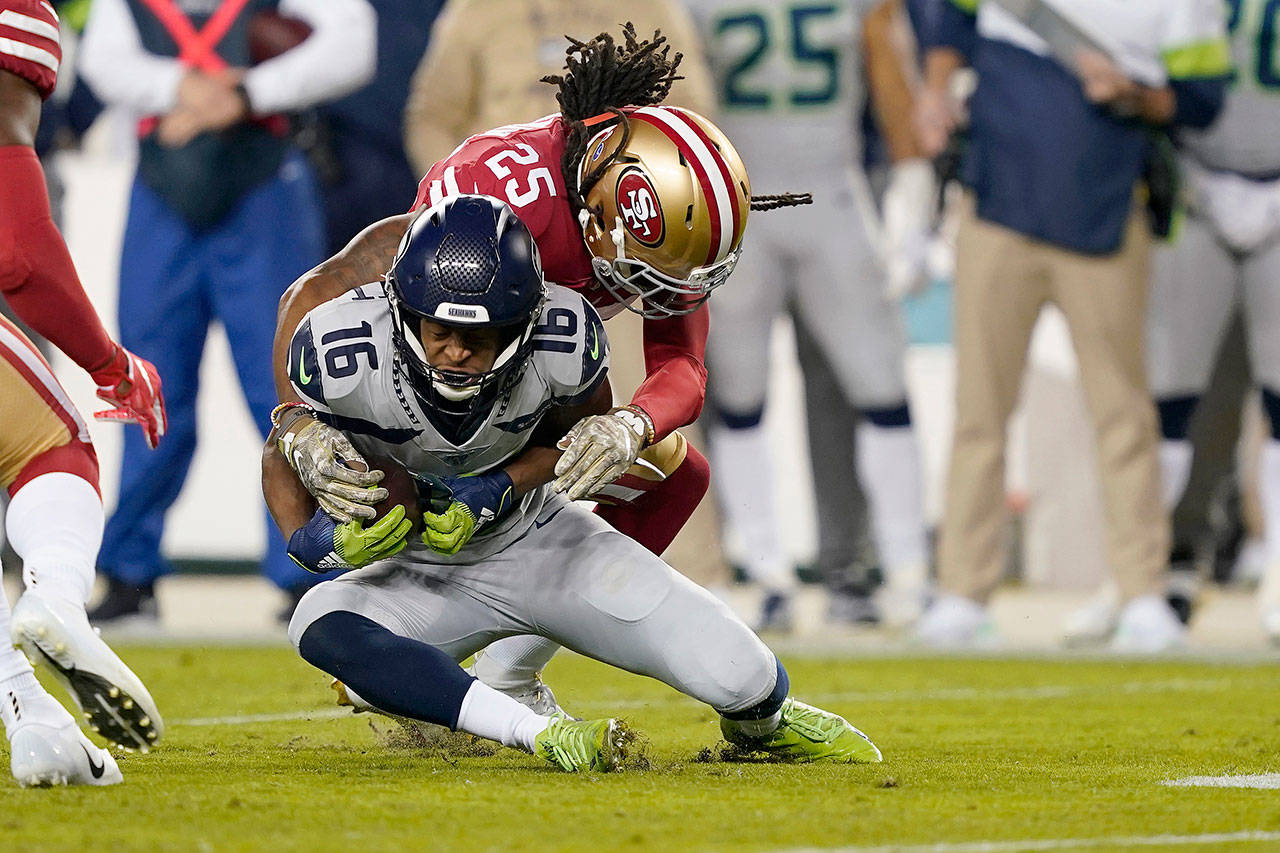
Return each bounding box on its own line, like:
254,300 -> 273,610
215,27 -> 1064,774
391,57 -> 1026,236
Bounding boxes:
277,415 -> 388,522
287,506 -> 411,573
553,408 -> 650,501
420,472 -> 515,556
91,344 -> 168,449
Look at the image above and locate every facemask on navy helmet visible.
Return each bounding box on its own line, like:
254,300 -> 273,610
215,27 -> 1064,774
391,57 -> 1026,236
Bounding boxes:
384,195 -> 547,423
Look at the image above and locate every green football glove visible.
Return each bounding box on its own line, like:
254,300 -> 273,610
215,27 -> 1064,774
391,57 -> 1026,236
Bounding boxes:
287,506 -> 412,573
420,471 -> 515,556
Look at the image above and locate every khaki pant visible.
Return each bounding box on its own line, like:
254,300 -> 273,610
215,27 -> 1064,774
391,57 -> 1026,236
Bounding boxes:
938,196 -> 1168,603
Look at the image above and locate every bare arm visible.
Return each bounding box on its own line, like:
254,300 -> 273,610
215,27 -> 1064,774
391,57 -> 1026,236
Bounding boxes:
501,378 -> 613,496
273,212 -> 413,400
263,439 -> 318,540
864,0 -> 924,163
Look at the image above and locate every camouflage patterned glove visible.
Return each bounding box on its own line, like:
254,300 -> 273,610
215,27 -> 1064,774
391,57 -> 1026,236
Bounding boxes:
552,407 -> 651,501
276,413 -> 388,522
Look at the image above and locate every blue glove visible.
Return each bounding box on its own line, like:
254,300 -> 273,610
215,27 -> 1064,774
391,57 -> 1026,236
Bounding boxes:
287,506 -> 411,573
420,471 -> 515,555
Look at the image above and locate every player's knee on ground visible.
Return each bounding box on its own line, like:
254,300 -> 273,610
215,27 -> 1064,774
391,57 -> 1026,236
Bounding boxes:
1157,395 -> 1199,441
295,609 -> 475,728
719,657 -> 789,722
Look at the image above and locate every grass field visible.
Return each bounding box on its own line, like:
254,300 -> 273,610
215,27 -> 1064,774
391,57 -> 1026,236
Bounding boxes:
6,646 -> 1280,852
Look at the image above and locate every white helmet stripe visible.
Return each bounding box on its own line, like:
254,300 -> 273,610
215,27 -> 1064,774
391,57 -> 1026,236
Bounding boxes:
634,107 -> 734,264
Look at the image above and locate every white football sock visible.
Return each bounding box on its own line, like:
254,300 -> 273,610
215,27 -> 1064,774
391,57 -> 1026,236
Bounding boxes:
709,423 -> 794,592
0,579 -> 32,685
455,680 -> 552,752
0,671 -> 73,736
473,635 -> 560,691
6,473 -> 101,606
1158,439 -> 1194,510
856,422 -> 928,580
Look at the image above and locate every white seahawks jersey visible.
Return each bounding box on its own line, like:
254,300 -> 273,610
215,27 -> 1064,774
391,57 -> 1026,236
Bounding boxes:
684,0 -> 879,183
288,282 -> 608,559
1179,0 -> 1280,177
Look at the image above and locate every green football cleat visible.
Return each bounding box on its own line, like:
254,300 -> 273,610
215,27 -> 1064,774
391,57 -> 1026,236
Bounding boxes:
721,698 -> 882,764
534,718 -> 630,772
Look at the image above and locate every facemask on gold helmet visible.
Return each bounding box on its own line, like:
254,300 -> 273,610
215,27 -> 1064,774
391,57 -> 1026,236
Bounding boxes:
577,107 -> 751,319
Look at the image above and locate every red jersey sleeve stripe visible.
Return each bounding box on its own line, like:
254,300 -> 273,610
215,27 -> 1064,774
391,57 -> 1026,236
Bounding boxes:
0,9 -> 57,42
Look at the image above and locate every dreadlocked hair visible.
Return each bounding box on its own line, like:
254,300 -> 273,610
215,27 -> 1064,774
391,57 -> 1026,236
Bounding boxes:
541,23 -> 684,222
750,192 -> 813,211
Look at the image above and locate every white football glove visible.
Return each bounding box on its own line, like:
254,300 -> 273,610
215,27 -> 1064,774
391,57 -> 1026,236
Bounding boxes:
553,407 -> 651,501
881,158 -> 938,301
277,415 -> 388,522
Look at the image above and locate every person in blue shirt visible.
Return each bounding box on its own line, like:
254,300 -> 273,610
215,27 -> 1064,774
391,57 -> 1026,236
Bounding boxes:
912,0 -> 1231,652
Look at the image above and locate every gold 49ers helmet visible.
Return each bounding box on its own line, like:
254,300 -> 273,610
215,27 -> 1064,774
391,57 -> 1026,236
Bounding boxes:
577,106 -> 751,318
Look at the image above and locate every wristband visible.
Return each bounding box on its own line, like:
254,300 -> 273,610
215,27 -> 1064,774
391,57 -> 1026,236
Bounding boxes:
615,405 -> 655,447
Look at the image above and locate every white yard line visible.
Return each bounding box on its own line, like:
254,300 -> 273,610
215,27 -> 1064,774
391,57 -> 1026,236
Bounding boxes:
1163,774 -> 1280,789
783,829 -> 1280,853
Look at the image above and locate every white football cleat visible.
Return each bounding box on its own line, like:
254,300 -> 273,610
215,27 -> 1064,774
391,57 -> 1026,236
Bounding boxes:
11,592 -> 162,752
10,721 -> 122,787
1062,581 -> 1121,647
1110,594 -> 1186,653
914,594 -> 997,649
1261,605 -> 1280,646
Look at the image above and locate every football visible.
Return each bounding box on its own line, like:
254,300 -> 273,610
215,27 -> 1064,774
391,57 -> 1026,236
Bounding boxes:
364,454 -> 423,535
247,12 -> 312,65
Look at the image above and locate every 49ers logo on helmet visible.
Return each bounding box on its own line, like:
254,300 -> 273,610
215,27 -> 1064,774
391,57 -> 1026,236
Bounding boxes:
616,168 -> 665,248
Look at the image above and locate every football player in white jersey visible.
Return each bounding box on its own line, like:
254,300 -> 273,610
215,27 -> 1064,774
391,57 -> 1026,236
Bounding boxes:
263,195 -> 883,769
684,0 -> 933,627
1142,0 -> 1280,645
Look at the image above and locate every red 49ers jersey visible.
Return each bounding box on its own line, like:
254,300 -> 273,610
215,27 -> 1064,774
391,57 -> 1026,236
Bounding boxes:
412,114 -> 711,440
0,0 -> 60,100
413,115 -> 625,316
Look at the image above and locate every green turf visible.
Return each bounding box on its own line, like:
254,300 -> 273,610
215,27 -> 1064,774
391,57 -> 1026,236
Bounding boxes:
6,647 -> 1280,852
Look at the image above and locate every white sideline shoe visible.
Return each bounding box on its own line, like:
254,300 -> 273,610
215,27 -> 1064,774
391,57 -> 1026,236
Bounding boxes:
10,721 -> 122,787
1110,595 -> 1186,653
11,593 -> 162,751
1063,581 -> 1121,647
914,595 -> 997,649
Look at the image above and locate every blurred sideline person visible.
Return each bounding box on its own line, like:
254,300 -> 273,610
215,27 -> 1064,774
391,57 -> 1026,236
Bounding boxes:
271,26 -> 806,715
0,0 -> 165,786
402,0 -> 713,176
688,0 -> 934,630
78,0 -> 376,624
1144,0 -> 1280,644
914,0 -> 1230,652
314,0 -> 441,254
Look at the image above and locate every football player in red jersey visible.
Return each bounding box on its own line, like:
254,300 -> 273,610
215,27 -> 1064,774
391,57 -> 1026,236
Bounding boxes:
271,25 -> 801,715
0,0 -> 165,786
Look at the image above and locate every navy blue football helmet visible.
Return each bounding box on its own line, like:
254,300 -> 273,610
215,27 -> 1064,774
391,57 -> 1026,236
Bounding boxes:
385,195 -> 547,418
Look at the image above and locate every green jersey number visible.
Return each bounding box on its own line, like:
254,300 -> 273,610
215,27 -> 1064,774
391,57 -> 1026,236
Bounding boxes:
1226,0 -> 1280,89
715,5 -> 841,109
